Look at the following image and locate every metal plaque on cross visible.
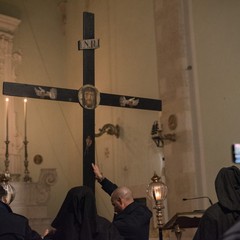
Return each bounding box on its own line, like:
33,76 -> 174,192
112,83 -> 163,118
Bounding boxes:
2,12 -> 162,192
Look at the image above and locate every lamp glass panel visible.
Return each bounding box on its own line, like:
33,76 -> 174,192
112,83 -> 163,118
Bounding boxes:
147,180 -> 167,201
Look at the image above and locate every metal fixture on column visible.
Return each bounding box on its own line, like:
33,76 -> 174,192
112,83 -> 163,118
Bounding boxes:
147,172 -> 168,240
151,120 -> 176,147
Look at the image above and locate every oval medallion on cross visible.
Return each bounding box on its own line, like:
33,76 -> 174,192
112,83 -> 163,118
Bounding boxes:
78,84 -> 100,109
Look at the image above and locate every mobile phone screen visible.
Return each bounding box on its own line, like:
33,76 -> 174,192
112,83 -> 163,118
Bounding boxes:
232,144 -> 240,163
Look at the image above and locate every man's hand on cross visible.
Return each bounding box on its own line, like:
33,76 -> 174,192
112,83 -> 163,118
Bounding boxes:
92,163 -> 104,182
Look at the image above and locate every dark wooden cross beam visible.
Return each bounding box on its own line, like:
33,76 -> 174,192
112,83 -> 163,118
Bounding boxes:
2,12 -> 161,192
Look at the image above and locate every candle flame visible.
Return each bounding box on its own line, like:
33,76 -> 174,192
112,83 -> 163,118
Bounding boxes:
5,98 -> 9,102
153,189 -> 161,201
155,191 -> 161,199
24,98 -> 27,103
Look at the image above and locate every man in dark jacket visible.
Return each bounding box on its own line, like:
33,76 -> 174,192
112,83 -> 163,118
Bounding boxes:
0,184 -> 42,240
193,166 -> 240,240
92,163 -> 152,240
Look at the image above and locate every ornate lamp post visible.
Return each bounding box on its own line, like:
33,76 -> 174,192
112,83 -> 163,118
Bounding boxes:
147,172 -> 168,240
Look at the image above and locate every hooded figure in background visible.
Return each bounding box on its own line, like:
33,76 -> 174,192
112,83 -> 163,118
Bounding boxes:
193,166 -> 240,240
44,186 -> 123,240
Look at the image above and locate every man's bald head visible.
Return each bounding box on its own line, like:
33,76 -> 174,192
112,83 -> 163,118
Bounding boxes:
111,186 -> 134,213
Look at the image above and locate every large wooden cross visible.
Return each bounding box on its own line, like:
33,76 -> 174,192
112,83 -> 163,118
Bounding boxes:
2,12 -> 161,192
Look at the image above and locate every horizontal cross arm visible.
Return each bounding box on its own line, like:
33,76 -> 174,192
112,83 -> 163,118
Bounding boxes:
100,92 -> 162,111
2,82 -> 79,103
3,82 -> 162,111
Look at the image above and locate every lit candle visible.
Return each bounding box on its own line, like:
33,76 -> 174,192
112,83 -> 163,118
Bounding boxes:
24,98 -> 27,139
155,190 -> 161,201
5,98 -> 9,141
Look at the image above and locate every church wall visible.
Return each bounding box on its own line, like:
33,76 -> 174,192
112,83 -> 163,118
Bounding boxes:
153,1 -> 200,239
0,0 -> 78,220
0,0 -> 164,237
153,1 -> 240,238
191,0 -> 240,205
2,0 -> 238,239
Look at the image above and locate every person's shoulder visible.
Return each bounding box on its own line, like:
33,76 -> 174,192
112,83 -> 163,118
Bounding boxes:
10,212 -> 29,223
132,201 -> 150,209
203,203 -> 218,213
222,220 -> 240,240
201,202 -> 229,220
97,215 -> 111,225
127,202 -> 152,215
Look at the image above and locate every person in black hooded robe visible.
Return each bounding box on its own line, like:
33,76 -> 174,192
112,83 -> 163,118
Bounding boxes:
193,166 -> 240,240
43,186 -> 123,240
221,219 -> 240,240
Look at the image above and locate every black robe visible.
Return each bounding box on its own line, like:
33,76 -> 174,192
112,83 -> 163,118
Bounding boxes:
0,201 -> 42,240
44,186 -> 123,240
221,219 -> 240,240
193,166 -> 240,240
100,178 -> 152,240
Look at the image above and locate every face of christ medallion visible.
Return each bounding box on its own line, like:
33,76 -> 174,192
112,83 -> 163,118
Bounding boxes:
78,85 -> 100,110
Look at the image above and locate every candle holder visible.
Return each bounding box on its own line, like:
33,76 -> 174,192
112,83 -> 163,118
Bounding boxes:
0,134 -> 11,182
4,138 -> 10,174
23,138 -> 32,182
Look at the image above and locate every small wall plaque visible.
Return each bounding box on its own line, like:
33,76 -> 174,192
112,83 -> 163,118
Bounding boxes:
168,114 -> 177,130
33,154 -> 43,165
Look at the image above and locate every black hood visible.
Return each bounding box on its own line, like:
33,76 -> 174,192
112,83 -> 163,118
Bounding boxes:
215,166 -> 240,211
51,186 -> 98,240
